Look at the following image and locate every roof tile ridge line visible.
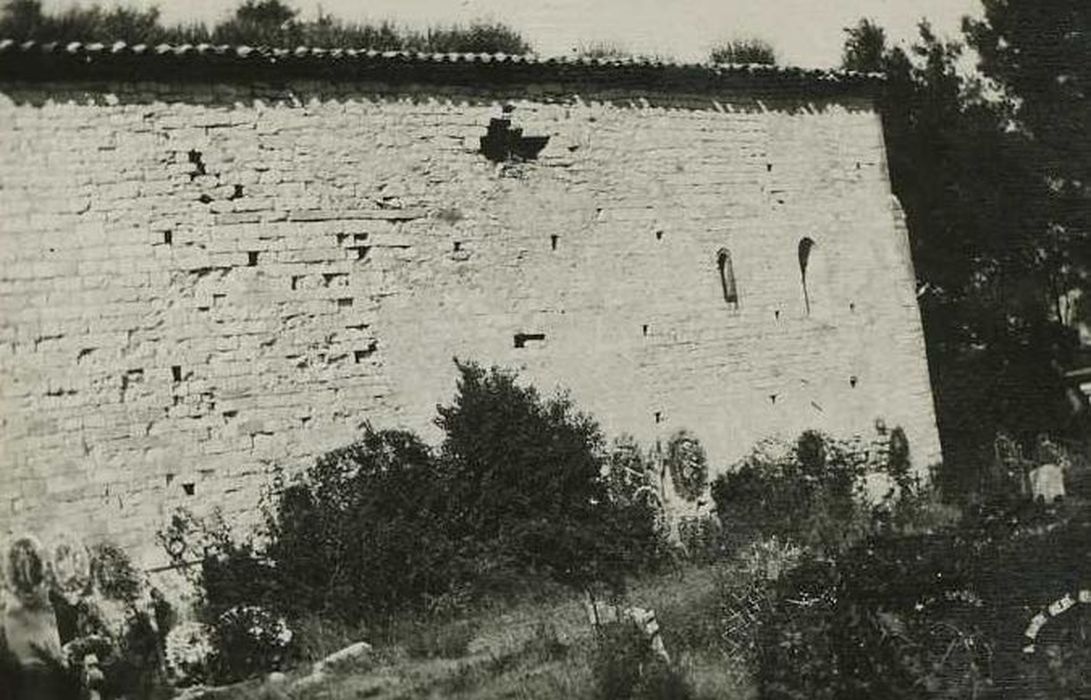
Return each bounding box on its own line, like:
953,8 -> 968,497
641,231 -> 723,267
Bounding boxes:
0,37 -> 886,81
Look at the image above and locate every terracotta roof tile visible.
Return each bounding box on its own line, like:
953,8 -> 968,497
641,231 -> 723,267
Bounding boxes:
0,39 -> 884,95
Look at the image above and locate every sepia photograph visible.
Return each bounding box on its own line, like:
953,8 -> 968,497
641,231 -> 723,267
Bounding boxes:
0,0 -> 1087,697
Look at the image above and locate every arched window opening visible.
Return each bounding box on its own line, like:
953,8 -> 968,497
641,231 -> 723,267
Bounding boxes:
798,237 -> 816,315
716,248 -> 739,307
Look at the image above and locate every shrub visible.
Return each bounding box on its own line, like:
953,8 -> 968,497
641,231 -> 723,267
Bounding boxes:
709,39 -> 777,65
209,605 -> 294,683
711,427 -> 929,554
753,499 -> 1091,699
264,427 -> 456,621
435,360 -> 661,590
591,620 -> 693,700
606,436 -> 671,571
158,360 -> 665,682
711,430 -> 868,553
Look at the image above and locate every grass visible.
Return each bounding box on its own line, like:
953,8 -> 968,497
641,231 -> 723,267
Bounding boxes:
204,562 -> 755,699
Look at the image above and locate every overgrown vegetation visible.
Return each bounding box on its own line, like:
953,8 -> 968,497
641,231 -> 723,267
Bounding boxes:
755,499 -> 1091,699
841,5 -> 1091,494
591,620 -> 693,700
0,0 -> 533,53
708,38 -> 777,65
159,360 -> 667,684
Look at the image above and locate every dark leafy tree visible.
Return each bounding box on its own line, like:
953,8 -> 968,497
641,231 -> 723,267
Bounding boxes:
262,427 -> 456,621
709,38 -> 776,65
436,361 -> 656,589
212,0 -> 298,46
842,16 -> 1083,495
964,0 -> 1091,324
841,18 -> 886,73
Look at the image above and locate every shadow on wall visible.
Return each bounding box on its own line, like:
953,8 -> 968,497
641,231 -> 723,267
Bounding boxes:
0,84 -> 877,115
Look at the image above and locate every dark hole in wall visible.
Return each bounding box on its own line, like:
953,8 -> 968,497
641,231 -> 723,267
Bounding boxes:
453,241 -> 462,252
164,230 -> 172,245
513,332 -> 546,349
187,149 -> 206,177
291,275 -> 302,290
642,324 -> 649,336
798,237 -> 816,315
355,246 -> 371,261
849,302 -> 856,313
850,375 -> 858,388
248,251 -> 259,266
182,482 -> 195,496
354,341 -> 378,362
774,310 -> 780,320
479,114 -> 550,162
198,194 -> 213,204
337,297 -> 354,308
550,235 -> 559,251
654,411 -> 663,424
171,366 -> 182,383
655,230 -> 664,241
716,248 -> 739,307
769,394 -> 777,405
229,184 -> 244,200
767,163 -> 773,172
165,473 -> 175,485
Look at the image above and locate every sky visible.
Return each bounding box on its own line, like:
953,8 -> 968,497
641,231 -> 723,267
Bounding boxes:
42,0 -> 984,69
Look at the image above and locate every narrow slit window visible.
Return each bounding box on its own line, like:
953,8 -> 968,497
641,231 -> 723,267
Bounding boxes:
798,237 -> 816,315
716,248 -> 739,307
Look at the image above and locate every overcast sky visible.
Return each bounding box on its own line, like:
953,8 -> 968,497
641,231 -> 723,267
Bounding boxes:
42,0 -> 983,68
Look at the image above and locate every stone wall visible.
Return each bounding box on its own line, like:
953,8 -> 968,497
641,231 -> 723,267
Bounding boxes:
0,79 -> 941,564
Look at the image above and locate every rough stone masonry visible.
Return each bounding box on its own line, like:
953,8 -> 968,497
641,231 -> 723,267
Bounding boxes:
0,44 -> 941,565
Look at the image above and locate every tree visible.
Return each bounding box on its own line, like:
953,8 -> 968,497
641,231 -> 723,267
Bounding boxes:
964,0 -> 1091,322
213,0 -> 299,46
435,361 -> 654,589
842,17 -> 1080,494
709,38 -> 777,65
841,18 -> 887,73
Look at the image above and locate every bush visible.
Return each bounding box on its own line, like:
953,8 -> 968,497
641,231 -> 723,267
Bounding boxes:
711,431 -> 868,553
605,436 -> 672,571
435,360 -> 662,590
753,499 -> 1091,699
591,620 -> 693,700
159,360 -> 665,681
209,605 -> 294,683
264,427 -> 457,621
709,39 -> 777,65
711,427 -> 930,554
